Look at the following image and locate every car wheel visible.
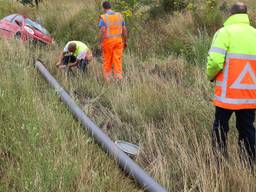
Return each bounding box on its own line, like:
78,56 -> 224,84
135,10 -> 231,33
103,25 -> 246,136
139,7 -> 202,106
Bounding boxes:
30,38 -> 38,46
15,32 -> 21,40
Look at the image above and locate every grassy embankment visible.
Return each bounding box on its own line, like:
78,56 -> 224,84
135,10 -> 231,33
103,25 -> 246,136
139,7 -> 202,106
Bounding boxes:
0,39 -> 142,191
1,0 -> 256,191
0,1 -> 141,190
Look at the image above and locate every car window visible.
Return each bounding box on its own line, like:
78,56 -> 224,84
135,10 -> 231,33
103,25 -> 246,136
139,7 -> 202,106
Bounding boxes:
25,18 -> 49,35
12,15 -> 24,24
4,14 -> 16,22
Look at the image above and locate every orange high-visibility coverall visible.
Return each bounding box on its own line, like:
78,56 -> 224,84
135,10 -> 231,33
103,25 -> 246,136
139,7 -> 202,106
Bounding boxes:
100,12 -> 124,80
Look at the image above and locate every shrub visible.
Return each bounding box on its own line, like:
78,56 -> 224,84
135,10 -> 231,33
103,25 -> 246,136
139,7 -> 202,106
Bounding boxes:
191,0 -> 223,35
149,5 -> 165,18
19,0 -> 42,7
184,32 -> 211,67
161,0 -> 188,13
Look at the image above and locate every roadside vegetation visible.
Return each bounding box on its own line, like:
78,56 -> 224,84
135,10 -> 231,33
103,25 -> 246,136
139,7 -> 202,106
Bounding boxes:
1,0 -> 256,191
0,40 -> 141,191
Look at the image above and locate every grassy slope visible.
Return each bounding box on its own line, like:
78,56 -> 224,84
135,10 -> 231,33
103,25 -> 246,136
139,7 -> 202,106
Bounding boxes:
1,0 -> 256,191
0,40 -> 141,191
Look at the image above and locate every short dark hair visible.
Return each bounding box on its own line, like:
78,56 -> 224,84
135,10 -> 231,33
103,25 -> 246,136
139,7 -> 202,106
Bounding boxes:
68,43 -> 76,52
230,2 -> 247,14
102,1 -> 111,9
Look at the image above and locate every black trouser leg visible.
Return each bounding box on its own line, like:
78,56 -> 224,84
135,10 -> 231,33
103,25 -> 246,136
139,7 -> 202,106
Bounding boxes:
62,55 -> 76,65
212,106 -> 233,158
62,55 -> 76,76
78,59 -> 89,73
235,109 -> 256,163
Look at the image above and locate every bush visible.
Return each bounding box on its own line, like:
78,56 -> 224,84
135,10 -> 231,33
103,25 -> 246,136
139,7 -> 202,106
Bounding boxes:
184,32 -> 211,67
191,0 -> 223,35
112,0 -> 152,17
161,0 -> 188,13
19,0 -> 42,7
149,5 -> 165,18
149,0 -> 188,18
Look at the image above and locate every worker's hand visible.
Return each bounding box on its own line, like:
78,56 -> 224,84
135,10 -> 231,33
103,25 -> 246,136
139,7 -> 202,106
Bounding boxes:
124,42 -> 128,49
56,62 -> 61,67
98,43 -> 103,51
210,78 -> 216,82
86,51 -> 93,61
58,65 -> 68,69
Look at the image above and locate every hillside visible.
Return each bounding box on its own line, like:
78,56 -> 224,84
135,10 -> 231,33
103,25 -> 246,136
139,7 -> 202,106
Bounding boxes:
1,0 -> 256,191
0,40 -> 143,191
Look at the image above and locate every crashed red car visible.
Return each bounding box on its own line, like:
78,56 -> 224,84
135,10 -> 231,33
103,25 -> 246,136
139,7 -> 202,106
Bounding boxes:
0,14 -> 53,45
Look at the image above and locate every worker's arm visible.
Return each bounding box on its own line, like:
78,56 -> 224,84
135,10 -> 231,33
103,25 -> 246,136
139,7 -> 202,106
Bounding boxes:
98,26 -> 106,49
207,28 -> 230,81
58,59 -> 78,69
122,25 -> 128,48
85,50 -> 93,61
65,50 -> 92,68
57,43 -> 70,67
56,52 -> 65,66
67,60 -> 78,68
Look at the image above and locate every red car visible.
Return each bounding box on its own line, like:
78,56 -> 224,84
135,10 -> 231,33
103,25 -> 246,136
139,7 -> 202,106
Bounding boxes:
0,14 -> 53,45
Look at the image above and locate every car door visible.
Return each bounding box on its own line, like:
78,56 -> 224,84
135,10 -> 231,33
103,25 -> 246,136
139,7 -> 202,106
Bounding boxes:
10,15 -> 24,36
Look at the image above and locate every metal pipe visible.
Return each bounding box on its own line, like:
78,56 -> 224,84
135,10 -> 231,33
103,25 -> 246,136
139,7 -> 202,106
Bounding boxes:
35,60 -> 167,192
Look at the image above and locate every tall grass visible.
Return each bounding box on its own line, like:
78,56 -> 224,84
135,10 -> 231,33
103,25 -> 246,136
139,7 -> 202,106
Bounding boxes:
0,40 -> 141,191
1,0 -> 256,191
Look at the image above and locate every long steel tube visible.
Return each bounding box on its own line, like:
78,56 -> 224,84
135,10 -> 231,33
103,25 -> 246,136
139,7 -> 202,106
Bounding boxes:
35,60 -> 167,192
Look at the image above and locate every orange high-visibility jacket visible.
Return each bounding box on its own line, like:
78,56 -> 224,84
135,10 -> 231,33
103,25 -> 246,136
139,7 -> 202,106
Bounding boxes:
214,54 -> 256,109
100,12 -> 123,39
207,14 -> 256,110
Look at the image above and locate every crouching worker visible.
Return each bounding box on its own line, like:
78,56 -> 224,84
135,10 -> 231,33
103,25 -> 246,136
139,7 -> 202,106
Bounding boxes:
56,41 -> 92,73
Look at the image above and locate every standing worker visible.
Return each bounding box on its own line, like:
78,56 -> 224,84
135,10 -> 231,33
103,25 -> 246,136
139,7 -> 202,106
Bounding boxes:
207,2 -> 256,164
57,41 -> 93,73
98,1 -> 128,81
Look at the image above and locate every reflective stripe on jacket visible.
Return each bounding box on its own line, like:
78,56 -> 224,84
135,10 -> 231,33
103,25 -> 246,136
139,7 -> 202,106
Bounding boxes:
207,14 -> 256,110
100,12 -> 123,39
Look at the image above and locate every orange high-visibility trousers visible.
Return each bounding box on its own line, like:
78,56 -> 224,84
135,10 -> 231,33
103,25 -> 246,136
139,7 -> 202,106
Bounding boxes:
102,38 -> 124,80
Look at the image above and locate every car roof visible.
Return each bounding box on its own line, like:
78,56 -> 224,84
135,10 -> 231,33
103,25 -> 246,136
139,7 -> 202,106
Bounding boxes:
13,14 -> 27,19
4,13 -> 36,21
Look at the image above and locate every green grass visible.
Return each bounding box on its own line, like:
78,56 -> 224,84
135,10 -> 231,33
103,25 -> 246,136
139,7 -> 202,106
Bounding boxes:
0,40 -> 141,192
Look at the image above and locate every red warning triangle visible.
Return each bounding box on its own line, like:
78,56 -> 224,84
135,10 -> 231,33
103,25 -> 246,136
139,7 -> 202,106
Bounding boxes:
241,72 -> 255,84
230,63 -> 256,89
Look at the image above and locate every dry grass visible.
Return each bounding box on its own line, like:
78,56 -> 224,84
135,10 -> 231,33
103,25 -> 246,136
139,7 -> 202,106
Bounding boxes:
0,40 -> 141,191
48,52 -> 256,191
